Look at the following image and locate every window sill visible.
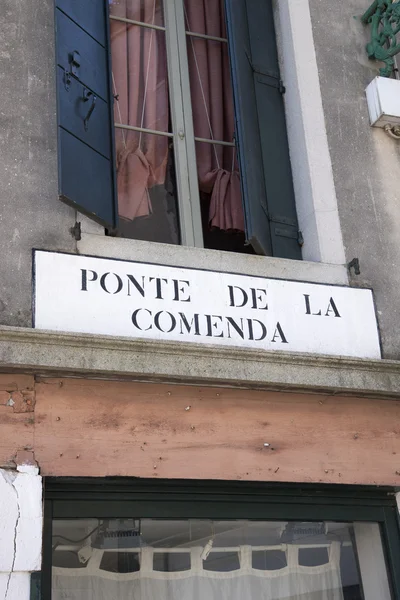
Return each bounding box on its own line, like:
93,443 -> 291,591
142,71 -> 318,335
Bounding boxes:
77,233 -> 349,286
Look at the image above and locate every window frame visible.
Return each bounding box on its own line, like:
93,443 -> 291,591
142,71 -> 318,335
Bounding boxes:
164,0 -> 203,248
106,0 -> 302,257
109,0 -> 237,249
54,0 -> 302,258
41,478 -> 400,599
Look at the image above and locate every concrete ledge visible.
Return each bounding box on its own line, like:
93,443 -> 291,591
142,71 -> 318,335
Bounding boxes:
0,326 -> 400,398
78,234 -> 349,285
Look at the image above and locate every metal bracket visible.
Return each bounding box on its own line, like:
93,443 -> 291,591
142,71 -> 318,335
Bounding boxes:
64,70 -> 71,92
64,50 -> 81,91
362,0 -> 400,77
348,257 -> 361,275
83,89 -> 97,131
245,50 -> 285,93
70,221 -> 82,241
269,214 -> 303,246
274,227 -> 304,246
70,51 -> 81,76
255,73 -> 286,94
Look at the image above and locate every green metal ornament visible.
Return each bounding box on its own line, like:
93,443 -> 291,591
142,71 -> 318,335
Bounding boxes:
362,0 -> 400,77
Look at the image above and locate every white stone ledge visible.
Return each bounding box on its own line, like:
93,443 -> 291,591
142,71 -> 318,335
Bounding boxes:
77,234 -> 349,286
0,326 -> 400,398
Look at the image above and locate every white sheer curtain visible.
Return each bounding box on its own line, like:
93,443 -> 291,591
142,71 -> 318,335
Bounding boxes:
52,543 -> 344,600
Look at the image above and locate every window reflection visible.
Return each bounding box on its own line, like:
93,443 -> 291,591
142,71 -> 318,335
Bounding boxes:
51,519 -> 392,600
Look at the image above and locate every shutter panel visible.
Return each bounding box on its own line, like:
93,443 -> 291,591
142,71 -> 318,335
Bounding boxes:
55,0 -> 117,229
225,0 -> 301,259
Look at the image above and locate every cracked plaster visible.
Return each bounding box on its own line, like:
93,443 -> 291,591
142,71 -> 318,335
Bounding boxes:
0,573 -> 31,600
0,467 -> 42,600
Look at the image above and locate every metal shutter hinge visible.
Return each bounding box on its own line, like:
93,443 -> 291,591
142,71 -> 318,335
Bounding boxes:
271,215 -> 303,246
274,227 -> 304,246
64,51 -> 81,91
245,50 -> 286,93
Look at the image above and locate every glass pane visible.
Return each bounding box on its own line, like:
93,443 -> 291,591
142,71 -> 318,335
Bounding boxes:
51,518 -> 393,600
110,8 -> 180,243
111,24 -> 170,133
115,130 -> 180,244
184,0 -> 226,38
185,36 -> 233,143
195,140 -> 248,253
183,2 -> 248,251
109,0 -> 164,28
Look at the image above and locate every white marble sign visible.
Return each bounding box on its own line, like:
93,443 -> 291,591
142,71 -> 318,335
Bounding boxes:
33,250 -> 381,359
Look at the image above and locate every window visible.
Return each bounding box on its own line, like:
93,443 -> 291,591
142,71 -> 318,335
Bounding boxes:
55,0 -> 302,259
50,519 -> 392,599
41,480 -> 400,600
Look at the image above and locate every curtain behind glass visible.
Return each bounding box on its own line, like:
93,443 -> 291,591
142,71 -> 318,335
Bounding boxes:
110,0 -> 244,233
110,0 -> 169,221
52,543 -> 344,600
184,0 -> 244,232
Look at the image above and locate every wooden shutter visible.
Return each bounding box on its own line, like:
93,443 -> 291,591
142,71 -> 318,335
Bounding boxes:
225,0 -> 302,259
55,0 -> 117,229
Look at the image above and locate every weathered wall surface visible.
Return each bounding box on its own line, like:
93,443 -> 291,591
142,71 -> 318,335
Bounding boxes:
0,0 -> 76,329
0,375 -> 35,469
0,465 -> 42,600
309,0 -> 400,359
2,375 -> 400,486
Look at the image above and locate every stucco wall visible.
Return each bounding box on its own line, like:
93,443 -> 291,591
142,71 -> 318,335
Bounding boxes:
0,0 -> 76,329
309,0 -> 400,359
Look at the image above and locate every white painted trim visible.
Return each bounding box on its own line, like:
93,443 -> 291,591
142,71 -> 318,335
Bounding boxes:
274,0 -> 346,265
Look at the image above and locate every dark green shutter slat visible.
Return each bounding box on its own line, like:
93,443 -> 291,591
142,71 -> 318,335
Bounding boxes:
55,0 -> 117,229
59,129 -> 115,225
224,0 -> 272,256
225,0 -> 301,259
56,0 -> 106,46
56,10 -> 108,100
57,67 -> 111,158
247,0 -> 301,260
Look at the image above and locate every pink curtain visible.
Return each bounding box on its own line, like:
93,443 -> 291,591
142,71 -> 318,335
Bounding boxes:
110,0 -> 169,220
110,0 -> 244,232
184,0 -> 244,232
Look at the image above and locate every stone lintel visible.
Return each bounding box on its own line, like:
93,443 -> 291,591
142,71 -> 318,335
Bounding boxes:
0,326 -> 400,398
